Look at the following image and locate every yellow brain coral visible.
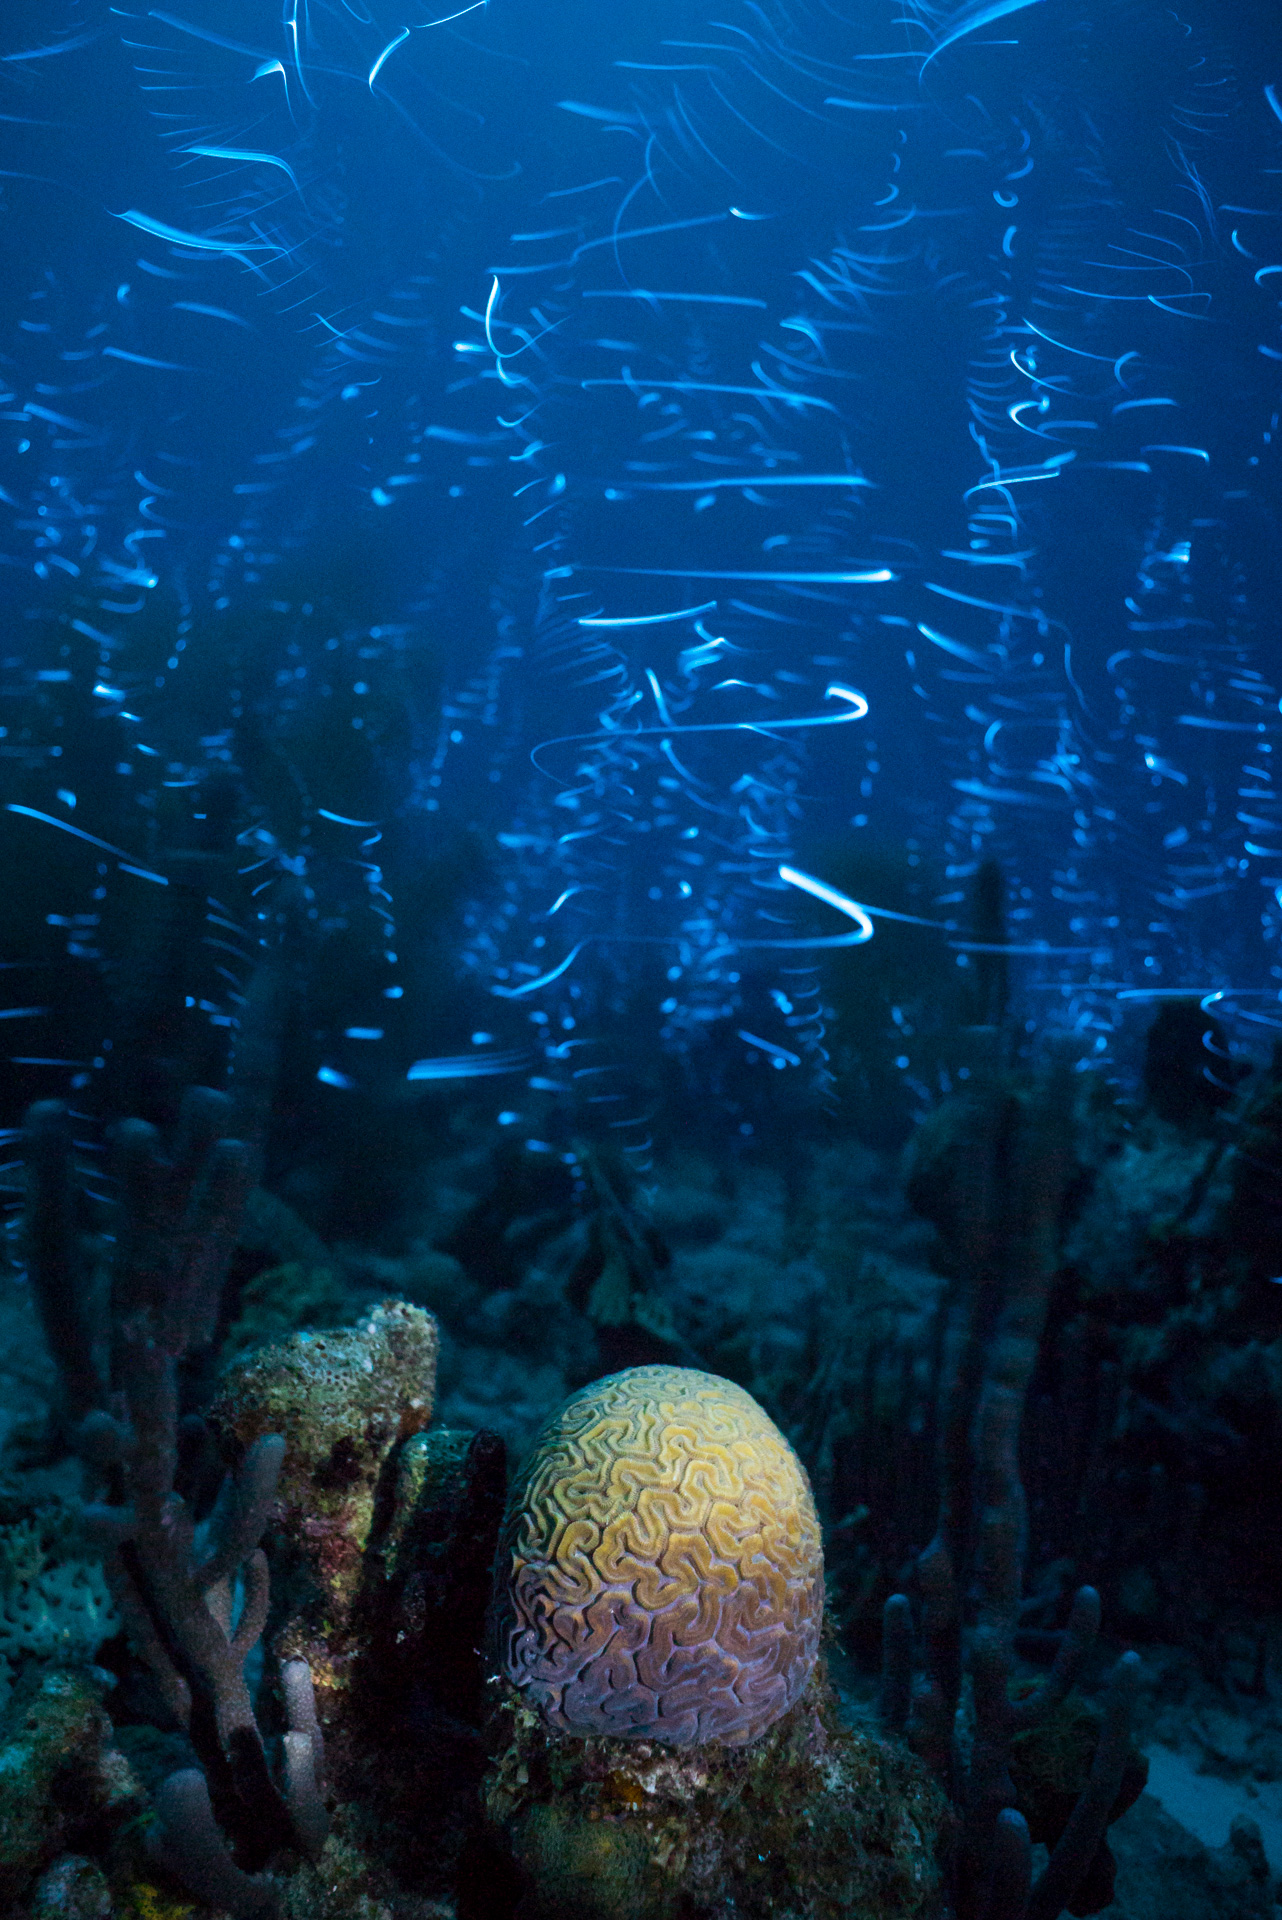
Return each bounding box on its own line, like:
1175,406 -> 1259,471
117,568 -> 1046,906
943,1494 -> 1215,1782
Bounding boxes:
495,1364 -> 825,1746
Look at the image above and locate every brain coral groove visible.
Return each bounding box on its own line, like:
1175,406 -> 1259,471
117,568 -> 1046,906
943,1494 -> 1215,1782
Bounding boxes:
496,1365 -> 824,1745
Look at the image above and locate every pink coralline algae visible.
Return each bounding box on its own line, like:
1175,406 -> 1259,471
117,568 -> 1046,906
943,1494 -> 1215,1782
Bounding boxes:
495,1365 -> 825,1747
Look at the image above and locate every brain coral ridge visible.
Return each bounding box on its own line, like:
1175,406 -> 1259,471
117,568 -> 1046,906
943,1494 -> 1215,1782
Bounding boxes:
497,1365 -> 824,1747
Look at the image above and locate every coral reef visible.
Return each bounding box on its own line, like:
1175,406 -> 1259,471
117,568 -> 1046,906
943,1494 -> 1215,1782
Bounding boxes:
0,1668 -> 145,1908
494,1365 -> 824,1747
0,1502 -> 119,1703
8,987 -> 1281,1917
482,1655 -> 948,1920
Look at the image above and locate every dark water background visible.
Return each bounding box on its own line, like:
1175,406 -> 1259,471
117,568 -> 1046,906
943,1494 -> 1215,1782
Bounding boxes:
2,0 -> 1281,1157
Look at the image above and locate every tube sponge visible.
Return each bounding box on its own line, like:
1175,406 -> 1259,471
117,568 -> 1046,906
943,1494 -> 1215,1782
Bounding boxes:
495,1365 -> 824,1746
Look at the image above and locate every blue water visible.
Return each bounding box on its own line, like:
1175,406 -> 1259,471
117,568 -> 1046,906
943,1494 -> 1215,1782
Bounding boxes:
3,0 -> 1281,1150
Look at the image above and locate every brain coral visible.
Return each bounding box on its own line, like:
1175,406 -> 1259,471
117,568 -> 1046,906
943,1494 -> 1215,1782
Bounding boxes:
495,1365 -> 824,1746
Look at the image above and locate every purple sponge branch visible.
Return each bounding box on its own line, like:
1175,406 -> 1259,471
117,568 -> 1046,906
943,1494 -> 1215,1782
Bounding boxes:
22,1082 -> 330,1897
984,1808 -> 1033,1920
1024,1652 -> 1143,1920
281,1657 -> 327,1793
109,1086 -> 252,1357
878,1592 -> 913,1737
147,1769 -> 277,1918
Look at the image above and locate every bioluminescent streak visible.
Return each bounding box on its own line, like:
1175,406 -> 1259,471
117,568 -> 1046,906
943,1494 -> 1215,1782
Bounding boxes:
252,58 -> 293,102
482,278 -> 563,387
776,868 -> 874,942
825,96 -> 924,110
545,886 -> 594,916
679,636 -> 735,674
102,348 -> 195,372
1111,987 -> 1263,1006
407,1049 -> 532,1081
572,212 -> 729,260
369,26 -> 411,85
924,581 -> 1063,624
171,302 -> 257,329
370,2 -> 510,90
918,623 -> 990,667
586,568 -> 896,584
493,946 -> 588,999
737,1030 -> 801,1066
646,669 -> 674,724
3,30 -> 101,61
148,12 -> 271,57
318,809 -> 380,826
492,857 -> 885,998
0,1008 -> 49,1022
283,0 -> 314,105
579,601 -> 717,628
6,805 -> 168,886
529,682 -> 868,775
111,210 -> 280,262
579,377 -> 836,413
179,146 -> 301,194
630,474 -> 874,493
952,778 -> 1061,807
725,865 -> 875,950
1201,989 -> 1282,1012
582,290 -> 768,307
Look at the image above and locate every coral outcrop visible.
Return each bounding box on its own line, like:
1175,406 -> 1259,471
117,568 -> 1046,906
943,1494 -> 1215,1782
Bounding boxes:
208,1300 -> 439,1699
208,1299 -> 507,1904
494,1365 -> 824,1747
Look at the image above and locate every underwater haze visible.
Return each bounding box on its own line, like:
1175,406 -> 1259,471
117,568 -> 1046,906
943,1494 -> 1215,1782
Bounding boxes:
3,0 -> 1281,1152
8,7 -> 1282,1920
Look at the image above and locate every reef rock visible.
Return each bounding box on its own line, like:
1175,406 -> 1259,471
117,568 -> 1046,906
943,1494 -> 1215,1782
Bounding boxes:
208,1300 -> 438,1735
482,1658 -> 948,1920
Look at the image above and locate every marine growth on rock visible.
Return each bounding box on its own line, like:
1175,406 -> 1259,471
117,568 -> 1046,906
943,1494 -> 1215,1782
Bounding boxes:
495,1364 -> 824,1746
